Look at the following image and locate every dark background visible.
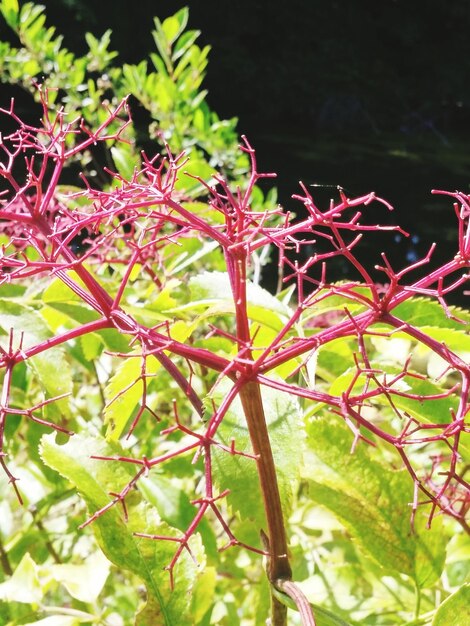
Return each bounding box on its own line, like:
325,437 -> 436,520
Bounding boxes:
2,0 -> 470,291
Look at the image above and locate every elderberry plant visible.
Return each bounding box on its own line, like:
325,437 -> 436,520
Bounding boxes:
0,88 -> 468,626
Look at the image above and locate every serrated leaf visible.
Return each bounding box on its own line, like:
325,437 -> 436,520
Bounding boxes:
327,359 -> 469,463
211,380 -> 303,545
303,420 -> 447,587
40,433 -> 204,626
329,362 -> 460,427
139,475 -> 217,559
392,297 -> 470,329
0,298 -> 48,348
431,583 -> 470,626
28,348 -> 72,419
0,299 -> 72,417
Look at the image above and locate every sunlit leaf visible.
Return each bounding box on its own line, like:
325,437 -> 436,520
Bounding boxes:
103,353 -> 161,441
111,144 -> 138,180
21,613 -> 96,626
0,0 -> 19,29
0,299 -> 72,417
184,271 -> 292,332
392,297 -> 470,329
190,565 -> 216,623
50,551 -> 110,602
0,552 -> 42,603
431,583 -> 470,626
40,433 -> 205,625
161,7 -> 188,44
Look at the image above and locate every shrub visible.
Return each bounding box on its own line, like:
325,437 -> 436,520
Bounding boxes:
0,0 -> 260,195
0,3 -> 469,626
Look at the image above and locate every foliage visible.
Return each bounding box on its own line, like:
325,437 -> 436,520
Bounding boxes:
0,0 -> 252,191
0,2 -> 469,626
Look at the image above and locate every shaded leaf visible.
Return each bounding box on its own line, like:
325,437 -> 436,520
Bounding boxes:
139,475 -> 217,560
211,380 -> 303,544
303,420 -> 447,587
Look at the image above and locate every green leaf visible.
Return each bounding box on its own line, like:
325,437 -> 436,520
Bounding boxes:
0,298 -> 48,349
21,613 -> 96,626
40,433 -> 204,626
211,380 -> 303,545
190,565 -> 216,623
49,551 -> 110,602
174,158 -> 214,192
111,144 -> 138,180
166,240 -> 221,274
152,20 -> 172,73
329,362 -> 459,426
0,299 -> 72,417
0,552 -> 42,603
0,0 -> 19,29
172,29 -> 200,62
139,475 -> 217,559
185,271 -> 292,332
303,420 -> 447,587
431,583 -> 470,626
28,347 -> 73,419
103,353 -> 162,441
326,360 -> 469,462
80,332 -> 104,361
161,7 -> 189,44
392,297 -> 470,330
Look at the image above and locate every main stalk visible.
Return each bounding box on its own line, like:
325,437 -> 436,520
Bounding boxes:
239,380 -> 292,625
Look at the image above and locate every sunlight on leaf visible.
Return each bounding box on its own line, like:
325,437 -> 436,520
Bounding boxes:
0,552 -> 42,604
40,433 -> 204,625
431,583 -> 470,626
